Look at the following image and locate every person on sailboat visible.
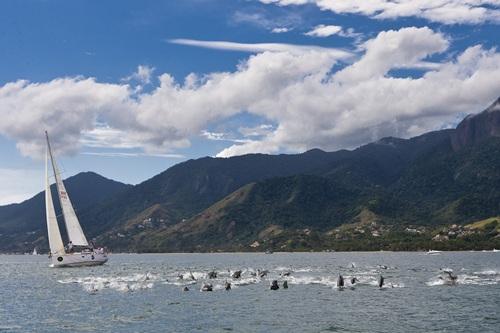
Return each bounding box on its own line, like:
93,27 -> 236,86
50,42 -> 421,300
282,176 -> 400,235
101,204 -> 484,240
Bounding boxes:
67,241 -> 74,253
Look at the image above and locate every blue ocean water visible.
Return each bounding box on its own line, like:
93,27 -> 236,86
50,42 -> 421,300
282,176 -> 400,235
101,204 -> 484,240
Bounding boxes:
0,252 -> 498,332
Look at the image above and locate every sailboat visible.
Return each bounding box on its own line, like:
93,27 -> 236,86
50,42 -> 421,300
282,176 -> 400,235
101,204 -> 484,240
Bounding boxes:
32,247 -> 38,255
45,131 -> 108,267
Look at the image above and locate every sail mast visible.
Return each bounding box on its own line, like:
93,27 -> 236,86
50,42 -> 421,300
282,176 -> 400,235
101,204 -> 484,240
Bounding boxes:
45,131 -> 89,246
45,141 -> 65,255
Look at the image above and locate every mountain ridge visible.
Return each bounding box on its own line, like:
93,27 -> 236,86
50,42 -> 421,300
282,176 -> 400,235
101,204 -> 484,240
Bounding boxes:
0,172 -> 131,252
96,97 -> 500,252
1,97 -> 499,252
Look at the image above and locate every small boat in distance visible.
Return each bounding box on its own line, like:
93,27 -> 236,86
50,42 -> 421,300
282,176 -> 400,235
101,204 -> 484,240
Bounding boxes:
426,250 -> 442,255
44,131 -> 108,267
32,247 -> 38,255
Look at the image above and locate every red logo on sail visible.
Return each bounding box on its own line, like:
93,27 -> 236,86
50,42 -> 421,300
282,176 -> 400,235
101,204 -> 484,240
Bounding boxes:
60,191 -> 67,199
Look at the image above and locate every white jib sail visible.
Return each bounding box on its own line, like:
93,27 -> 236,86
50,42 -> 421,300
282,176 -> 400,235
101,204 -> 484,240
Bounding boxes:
46,133 -> 89,246
45,147 -> 65,255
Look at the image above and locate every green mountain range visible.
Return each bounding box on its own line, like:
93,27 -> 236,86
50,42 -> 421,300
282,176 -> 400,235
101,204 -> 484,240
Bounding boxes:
1,98 -> 499,253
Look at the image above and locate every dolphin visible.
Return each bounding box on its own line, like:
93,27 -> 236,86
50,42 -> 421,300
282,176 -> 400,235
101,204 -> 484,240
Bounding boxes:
201,283 -> 213,292
258,269 -> 269,278
337,274 -> 345,289
270,280 -> 279,290
378,275 -> 385,288
440,269 -> 458,285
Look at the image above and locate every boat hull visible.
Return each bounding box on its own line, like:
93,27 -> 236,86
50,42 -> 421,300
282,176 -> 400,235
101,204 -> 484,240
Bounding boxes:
50,251 -> 108,268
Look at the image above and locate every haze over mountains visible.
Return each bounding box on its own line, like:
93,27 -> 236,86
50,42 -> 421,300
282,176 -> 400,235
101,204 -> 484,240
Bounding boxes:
1,98 -> 499,253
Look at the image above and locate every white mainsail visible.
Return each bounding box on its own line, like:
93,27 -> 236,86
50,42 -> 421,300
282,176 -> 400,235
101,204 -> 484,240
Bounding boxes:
46,132 -> 89,246
45,146 -> 65,255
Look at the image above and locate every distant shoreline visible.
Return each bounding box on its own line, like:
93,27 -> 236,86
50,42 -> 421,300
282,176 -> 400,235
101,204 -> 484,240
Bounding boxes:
2,249 -> 498,255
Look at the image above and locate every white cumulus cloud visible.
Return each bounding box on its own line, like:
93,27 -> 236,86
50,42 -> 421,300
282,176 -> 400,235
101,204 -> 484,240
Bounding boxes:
260,0 -> 500,24
0,27 -> 499,161
0,77 -> 131,158
305,24 -> 343,37
123,65 -> 154,85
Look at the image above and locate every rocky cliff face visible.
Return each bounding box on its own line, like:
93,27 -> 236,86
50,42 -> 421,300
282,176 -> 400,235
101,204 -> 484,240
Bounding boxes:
452,97 -> 500,150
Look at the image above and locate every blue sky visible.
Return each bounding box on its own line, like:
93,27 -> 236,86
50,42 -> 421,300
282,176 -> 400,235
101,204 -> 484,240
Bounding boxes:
0,0 -> 499,204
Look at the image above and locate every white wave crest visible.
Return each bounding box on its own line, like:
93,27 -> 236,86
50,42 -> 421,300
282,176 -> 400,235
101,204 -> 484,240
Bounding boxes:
57,273 -> 157,293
